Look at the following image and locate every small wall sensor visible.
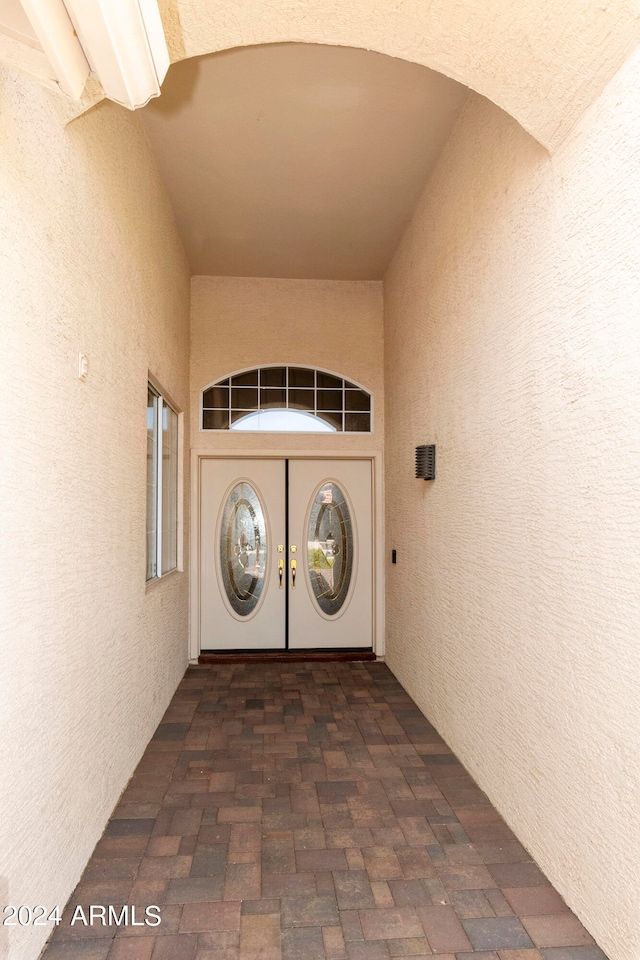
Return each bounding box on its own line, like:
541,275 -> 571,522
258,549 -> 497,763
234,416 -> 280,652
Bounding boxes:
415,444 -> 436,480
78,353 -> 89,381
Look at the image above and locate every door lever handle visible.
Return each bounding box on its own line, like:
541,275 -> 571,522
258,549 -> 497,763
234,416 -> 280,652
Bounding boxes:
278,558 -> 284,588
290,558 -> 297,588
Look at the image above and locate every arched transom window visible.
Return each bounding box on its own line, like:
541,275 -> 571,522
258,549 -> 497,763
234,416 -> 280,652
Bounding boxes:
202,366 -> 371,433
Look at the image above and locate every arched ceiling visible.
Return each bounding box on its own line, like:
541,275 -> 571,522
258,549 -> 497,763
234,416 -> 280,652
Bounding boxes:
157,0 -> 640,151
141,43 -> 468,280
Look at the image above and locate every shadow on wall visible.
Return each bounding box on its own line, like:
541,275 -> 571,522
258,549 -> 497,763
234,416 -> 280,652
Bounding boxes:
143,54 -> 202,116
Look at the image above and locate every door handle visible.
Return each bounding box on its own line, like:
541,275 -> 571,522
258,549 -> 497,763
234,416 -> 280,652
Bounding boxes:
290,558 -> 297,588
278,558 -> 284,588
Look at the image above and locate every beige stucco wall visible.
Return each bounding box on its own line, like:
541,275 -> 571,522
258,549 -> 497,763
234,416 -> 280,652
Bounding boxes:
190,277 -> 383,454
0,66 -> 191,960
384,48 -> 640,959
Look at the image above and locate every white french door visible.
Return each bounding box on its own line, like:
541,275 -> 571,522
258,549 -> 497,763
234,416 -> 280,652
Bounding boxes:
287,459 -> 372,649
199,458 -> 373,650
200,458 -> 286,649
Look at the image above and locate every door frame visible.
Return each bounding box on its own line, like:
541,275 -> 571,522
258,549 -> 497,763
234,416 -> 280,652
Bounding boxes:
189,449 -> 385,660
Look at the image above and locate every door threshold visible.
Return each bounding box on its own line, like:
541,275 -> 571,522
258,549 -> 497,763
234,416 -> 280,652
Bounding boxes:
198,649 -> 376,664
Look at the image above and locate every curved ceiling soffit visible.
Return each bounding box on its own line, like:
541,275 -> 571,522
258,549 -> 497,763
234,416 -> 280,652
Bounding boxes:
44,0 -> 640,146
155,0 -> 640,152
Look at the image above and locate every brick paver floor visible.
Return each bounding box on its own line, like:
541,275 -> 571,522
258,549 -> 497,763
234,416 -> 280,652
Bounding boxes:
43,661 -> 608,959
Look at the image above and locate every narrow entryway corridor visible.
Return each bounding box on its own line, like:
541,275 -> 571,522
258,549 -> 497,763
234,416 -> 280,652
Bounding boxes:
43,663 -> 605,959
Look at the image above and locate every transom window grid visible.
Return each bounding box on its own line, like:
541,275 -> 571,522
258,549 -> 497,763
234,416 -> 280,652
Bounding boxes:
202,366 -> 371,433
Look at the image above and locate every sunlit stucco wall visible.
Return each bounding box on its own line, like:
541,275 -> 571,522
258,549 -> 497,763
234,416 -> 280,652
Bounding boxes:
0,66 -> 191,960
384,49 -> 640,960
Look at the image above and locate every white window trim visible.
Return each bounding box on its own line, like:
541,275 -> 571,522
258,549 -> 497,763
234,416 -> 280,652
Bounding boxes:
147,379 -> 182,585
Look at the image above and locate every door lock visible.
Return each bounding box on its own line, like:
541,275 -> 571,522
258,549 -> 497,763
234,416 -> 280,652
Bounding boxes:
290,544 -> 297,553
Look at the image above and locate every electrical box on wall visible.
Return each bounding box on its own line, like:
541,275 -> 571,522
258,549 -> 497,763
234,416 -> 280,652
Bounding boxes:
415,444 -> 436,480
78,353 -> 89,381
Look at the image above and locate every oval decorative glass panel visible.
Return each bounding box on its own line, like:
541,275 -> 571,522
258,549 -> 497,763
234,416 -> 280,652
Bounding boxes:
307,481 -> 354,616
219,482 -> 267,617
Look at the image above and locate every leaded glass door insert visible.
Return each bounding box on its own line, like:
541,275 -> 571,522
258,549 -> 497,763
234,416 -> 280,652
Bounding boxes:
219,481 -> 268,617
307,481 -> 354,617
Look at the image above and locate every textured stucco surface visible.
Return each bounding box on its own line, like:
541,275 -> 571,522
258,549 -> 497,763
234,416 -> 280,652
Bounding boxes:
190,277 -> 383,454
161,0 -> 640,151
383,51 -> 640,960
0,66 -> 191,960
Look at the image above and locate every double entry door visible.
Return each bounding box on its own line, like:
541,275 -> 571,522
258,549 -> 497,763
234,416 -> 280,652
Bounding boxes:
200,458 -> 373,650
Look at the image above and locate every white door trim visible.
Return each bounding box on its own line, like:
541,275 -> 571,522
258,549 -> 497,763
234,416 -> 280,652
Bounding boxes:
189,449 -> 385,661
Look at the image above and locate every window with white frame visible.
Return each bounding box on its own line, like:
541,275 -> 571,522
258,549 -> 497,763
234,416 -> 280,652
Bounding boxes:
202,366 -> 372,432
146,383 -> 179,582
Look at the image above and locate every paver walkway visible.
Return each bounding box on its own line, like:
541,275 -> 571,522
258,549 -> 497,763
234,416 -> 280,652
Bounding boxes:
43,661 -> 607,960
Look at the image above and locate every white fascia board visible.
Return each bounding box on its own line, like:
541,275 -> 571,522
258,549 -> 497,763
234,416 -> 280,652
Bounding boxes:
64,0 -> 169,109
19,0 -> 90,98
